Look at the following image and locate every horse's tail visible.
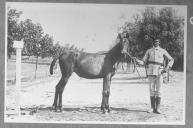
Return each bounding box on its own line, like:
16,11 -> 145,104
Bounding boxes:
50,57 -> 58,75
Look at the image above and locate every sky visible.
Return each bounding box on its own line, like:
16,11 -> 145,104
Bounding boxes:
7,2 -> 186,53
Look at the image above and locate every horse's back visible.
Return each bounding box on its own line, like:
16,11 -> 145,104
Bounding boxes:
96,51 -> 108,55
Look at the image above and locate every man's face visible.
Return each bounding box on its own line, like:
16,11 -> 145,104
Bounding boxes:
153,40 -> 160,47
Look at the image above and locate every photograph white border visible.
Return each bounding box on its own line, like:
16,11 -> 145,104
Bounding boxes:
4,2 -> 187,125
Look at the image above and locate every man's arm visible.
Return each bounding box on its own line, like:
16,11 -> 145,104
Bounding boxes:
164,49 -> 174,69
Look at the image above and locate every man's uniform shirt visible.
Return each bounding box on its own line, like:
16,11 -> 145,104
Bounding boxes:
142,46 -> 174,76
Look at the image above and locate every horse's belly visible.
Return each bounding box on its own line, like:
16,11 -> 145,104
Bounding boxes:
75,64 -> 103,78
75,57 -> 104,79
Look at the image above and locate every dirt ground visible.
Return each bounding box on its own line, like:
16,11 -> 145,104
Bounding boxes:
5,62 -> 185,124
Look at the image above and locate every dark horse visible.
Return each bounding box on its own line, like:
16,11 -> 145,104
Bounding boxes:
49,33 -> 129,114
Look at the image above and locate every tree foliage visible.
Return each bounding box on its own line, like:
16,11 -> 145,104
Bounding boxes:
49,42 -> 84,59
121,7 -> 184,70
20,19 -> 44,57
40,34 -> 54,58
7,8 -> 23,58
8,9 -> 54,58
7,8 -> 84,60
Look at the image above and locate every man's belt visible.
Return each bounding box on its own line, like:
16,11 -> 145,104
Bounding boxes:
147,61 -> 163,66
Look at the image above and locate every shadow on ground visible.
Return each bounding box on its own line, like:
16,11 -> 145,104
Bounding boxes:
20,106 -> 148,114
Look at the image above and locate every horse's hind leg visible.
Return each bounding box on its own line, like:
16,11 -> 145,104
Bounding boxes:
52,75 -> 70,111
53,77 -> 65,111
58,76 -> 70,112
53,87 -> 59,111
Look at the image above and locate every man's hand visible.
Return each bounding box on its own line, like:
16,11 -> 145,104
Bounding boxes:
161,69 -> 167,74
161,66 -> 170,74
134,57 -> 144,65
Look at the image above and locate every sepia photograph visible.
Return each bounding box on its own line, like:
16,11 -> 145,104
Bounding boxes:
5,2 -> 186,125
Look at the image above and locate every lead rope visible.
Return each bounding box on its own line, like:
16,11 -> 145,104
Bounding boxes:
124,51 -> 147,82
135,64 -> 148,82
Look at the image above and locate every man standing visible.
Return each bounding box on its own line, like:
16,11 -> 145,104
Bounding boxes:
135,39 -> 174,114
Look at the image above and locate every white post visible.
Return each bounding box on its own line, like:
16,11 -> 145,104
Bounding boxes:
13,41 -> 24,115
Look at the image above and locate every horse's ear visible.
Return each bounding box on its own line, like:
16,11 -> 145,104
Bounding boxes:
126,33 -> 129,39
118,33 -> 122,39
115,33 -> 121,43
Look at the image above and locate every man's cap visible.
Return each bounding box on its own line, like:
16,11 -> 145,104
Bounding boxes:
154,39 -> 161,43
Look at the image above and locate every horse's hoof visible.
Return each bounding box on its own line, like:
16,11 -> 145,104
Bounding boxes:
102,109 -> 110,114
58,107 -> 63,112
52,106 -> 57,112
101,109 -> 106,114
107,109 -> 111,113
104,110 -> 109,115
53,108 -> 58,112
102,111 -> 107,114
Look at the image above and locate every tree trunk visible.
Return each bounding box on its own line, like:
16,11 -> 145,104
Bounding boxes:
133,59 -> 136,72
34,56 -> 38,79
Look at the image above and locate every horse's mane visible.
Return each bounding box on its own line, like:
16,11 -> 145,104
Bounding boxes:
109,41 -> 121,53
108,38 -> 120,49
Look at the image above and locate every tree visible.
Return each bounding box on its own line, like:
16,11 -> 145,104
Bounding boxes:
7,8 -> 57,78
121,7 -> 184,70
7,8 -> 23,58
50,42 -> 64,58
20,19 -> 43,57
49,42 -> 84,59
20,19 -> 44,79
40,34 -> 54,58
69,44 -> 75,50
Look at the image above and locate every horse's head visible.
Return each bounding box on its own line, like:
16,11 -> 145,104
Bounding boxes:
116,33 -> 130,57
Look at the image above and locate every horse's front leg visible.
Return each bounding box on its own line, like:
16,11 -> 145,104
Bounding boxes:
101,73 -> 111,114
106,75 -> 113,113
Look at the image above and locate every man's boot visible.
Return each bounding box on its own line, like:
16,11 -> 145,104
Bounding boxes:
155,96 -> 161,114
147,96 -> 155,113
